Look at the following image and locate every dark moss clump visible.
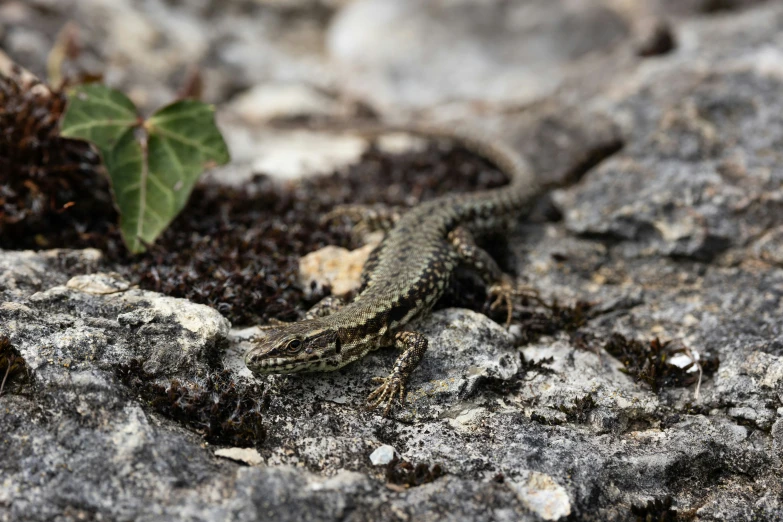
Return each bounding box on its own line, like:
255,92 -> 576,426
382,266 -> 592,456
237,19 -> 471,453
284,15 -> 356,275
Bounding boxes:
0,75 -> 113,251
529,412 -> 558,426
385,455 -> 444,488
514,298 -> 592,345
557,393 -> 597,424
125,176 -> 339,324
0,336 -> 28,395
604,334 -> 719,393
631,496 -> 678,522
482,353 -> 555,396
116,359 -> 267,446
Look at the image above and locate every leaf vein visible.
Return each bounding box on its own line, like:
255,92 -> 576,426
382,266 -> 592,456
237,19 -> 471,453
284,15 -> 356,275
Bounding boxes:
150,126 -> 223,158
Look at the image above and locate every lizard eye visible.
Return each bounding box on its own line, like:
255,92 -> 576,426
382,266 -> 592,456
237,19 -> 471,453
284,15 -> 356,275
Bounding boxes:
286,339 -> 303,353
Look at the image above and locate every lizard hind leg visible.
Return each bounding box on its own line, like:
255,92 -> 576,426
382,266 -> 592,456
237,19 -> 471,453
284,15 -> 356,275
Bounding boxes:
366,331 -> 428,416
321,204 -> 402,246
487,275 -> 530,327
448,226 -> 525,327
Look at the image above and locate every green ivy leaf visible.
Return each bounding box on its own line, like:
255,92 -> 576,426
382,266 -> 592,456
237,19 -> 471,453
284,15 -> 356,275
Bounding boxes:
60,86 -> 230,253
60,84 -> 138,155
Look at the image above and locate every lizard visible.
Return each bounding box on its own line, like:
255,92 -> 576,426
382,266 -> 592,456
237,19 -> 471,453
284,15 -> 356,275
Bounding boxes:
244,125 -> 543,415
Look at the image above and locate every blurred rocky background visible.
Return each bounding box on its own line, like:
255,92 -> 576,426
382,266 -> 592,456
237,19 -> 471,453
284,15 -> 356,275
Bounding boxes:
2,1 -> 783,521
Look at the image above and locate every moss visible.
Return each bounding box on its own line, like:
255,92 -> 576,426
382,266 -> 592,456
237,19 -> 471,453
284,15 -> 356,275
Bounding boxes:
385,455 -> 444,488
604,334 -> 719,393
483,353 -> 556,396
630,496 -> 683,522
557,393 -> 597,424
121,142 -> 509,325
0,336 -> 28,395
529,394 -> 597,427
116,359 -> 267,447
529,412 -> 560,426
514,298 -> 592,345
0,75 -> 112,250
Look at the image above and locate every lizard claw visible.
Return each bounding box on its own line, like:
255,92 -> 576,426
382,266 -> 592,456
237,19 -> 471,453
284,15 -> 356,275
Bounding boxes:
367,374 -> 407,416
488,278 -> 543,328
488,275 -> 518,328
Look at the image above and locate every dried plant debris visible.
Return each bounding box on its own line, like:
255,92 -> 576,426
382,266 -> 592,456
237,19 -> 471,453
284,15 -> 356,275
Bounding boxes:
0,336 -> 29,395
116,359 -> 267,447
385,455 -> 444,488
0,75 -> 111,250
604,334 -> 719,393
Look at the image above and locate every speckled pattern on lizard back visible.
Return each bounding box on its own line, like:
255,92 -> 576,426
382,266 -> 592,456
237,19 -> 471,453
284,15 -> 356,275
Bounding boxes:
245,126 -> 542,415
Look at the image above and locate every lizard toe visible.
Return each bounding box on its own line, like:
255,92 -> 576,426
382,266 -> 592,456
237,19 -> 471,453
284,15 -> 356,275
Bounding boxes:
367,375 -> 405,416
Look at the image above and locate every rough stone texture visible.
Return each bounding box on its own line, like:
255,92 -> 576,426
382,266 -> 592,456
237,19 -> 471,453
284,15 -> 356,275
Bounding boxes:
1,0 -> 338,111
6,273 -> 229,379
327,0 -> 630,111
5,1 -> 783,522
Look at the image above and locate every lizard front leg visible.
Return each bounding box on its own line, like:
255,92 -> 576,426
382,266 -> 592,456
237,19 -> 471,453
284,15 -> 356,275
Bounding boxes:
303,295 -> 346,320
448,226 -> 521,327
367,330 -> 428,416
255,295 -> 346,331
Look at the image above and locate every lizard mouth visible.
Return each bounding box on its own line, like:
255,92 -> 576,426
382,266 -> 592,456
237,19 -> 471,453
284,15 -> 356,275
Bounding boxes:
246,354 -> 337,374
246,356 -> 310,374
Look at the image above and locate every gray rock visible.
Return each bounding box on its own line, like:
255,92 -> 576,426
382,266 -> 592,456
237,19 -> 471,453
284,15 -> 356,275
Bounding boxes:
6,2 -> 783,522
507,472 -> 572,521
327,0 -> 630,112
0,248 -> 102,300
5,272 -> 229,379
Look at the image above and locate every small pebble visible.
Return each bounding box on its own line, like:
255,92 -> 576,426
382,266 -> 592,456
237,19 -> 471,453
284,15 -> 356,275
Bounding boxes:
369,445 -> 397,466
215,447 -> 264,466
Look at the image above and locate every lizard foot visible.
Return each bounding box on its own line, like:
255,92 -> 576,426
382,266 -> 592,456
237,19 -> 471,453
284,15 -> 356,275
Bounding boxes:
367,374 -> 407,416
489,275 -> 538,328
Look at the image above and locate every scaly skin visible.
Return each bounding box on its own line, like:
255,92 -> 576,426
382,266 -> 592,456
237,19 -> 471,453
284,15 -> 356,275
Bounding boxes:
245,126 -> 542,415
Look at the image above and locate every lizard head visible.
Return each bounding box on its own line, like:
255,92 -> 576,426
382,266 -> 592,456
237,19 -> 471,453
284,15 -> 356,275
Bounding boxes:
244,320 -> 344,375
